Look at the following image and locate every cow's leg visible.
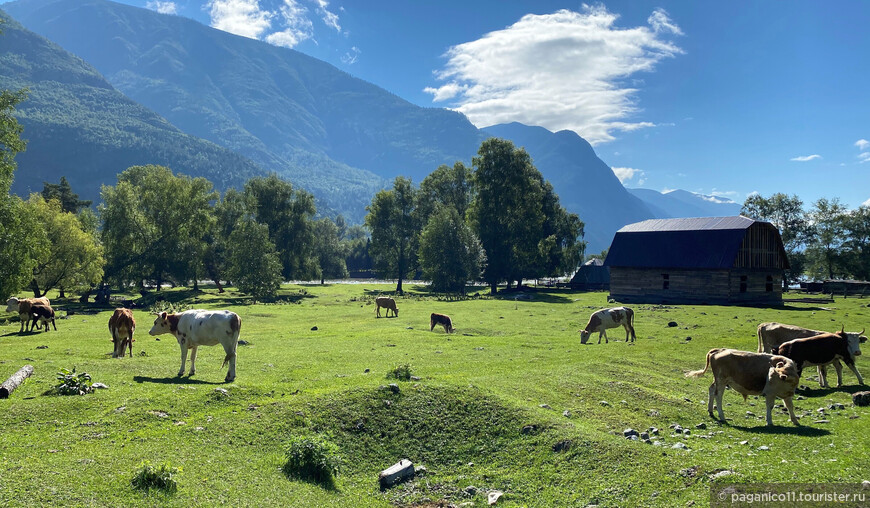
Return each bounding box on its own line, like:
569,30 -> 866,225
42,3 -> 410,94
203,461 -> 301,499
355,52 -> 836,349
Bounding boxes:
764,394 -> 777,426
598,330 -> 608,344
224,343 -> 237,383
818,365 -> 829,388
51,319 -> 57,331
833,360 -> 844,387
707,382 -> 717,420
111,332 -> 119,358
782,396 -> 800,425
178,344 -> 188,377
714,382 -> 726,422
843,360 -> 864,385
18,313 -> 26,333
188,346 -> 198,376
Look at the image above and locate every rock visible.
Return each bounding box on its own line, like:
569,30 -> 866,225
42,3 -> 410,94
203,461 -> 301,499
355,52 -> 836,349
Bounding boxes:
92,383 -> 109,389
739,440 -> 749,445
758,445 -> 770,451
830,403 -> 845,410
364,368 -> 370,373
410,375 -> 421,381
710,470 -> 735,480
563,410 -> 571,418
671,442 -> 688,450
745,411 -> 755,417
36,345 -> 48,349
643,439 -> 652,444
213,388 -> 229,396
649,427 -> 659,436
640,432 -> 650,440
488,490 -> 504,505
539,404 -> 551,409
852,391 -> 870,407
683,430 -> 691,436
624,429 -> 639,438
685,336 -> 692,341
379,459 -> 414,489
521,424 -> 540,435
695,423 -> 706,430
238,340 -> 250,346
552,439 -> 572,452
653,440 -> 664,447
813,420 -> 831,424
680,466 -> 700,478
310,326 -> 318,331
667,321 -> 678,327
414,465 -> 428,476
463,486 -> 478,496
388,384 -> 400,394
599,400 -> 610,407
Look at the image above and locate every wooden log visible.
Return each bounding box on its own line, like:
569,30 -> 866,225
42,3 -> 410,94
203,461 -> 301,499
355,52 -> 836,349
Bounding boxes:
0,365 -> 34,399
378,459 -> 414,489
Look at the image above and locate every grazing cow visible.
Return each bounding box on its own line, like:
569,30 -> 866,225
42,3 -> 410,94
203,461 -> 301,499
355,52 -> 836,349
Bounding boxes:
774,328 -> 866,387
29,303 -> 57,332
578,306 -> 636,344
109,308 -> 136,358
430,313 -> 454,333
375,297 -> 398,318
6,296 -> 50,332
686,348 -> 800,426
148,309 -> 241,382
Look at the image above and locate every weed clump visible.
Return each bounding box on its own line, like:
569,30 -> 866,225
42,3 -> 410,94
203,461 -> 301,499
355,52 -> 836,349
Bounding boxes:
131,461 -> 181,493
282,432 -> 341,486
386,364 -> 412,381
54,367 -> 93,395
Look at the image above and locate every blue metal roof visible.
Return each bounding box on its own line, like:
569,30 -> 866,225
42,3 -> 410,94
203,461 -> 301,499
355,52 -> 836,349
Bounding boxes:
616,216 -> 755,233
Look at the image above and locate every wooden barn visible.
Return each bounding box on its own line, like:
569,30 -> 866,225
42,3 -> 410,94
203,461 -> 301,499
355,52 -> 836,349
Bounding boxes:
569,258 -> 610,290
604,216 -> 789,305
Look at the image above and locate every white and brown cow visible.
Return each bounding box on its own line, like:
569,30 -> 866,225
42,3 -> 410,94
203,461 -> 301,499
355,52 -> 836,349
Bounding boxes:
758,322 -> 866,387
579,306 -> 636,344
109,308 -> 136,358
774,328 -> 866,387
375,297 -> 398,318
148,309 -> 241,382
430,313 -> 454,333
686,348 -> 800,426
6,296 -> 50,332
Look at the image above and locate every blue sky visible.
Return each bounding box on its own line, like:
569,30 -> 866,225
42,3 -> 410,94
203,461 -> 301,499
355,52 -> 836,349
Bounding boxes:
10,0 -> 870,208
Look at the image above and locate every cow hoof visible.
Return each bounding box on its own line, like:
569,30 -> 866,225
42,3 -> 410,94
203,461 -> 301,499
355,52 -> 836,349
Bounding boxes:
188,371 -> 195,377
177,371 -> 184,377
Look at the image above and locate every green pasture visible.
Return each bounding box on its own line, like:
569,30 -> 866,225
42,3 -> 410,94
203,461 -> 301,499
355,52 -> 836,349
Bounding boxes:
1,284 -> 868,507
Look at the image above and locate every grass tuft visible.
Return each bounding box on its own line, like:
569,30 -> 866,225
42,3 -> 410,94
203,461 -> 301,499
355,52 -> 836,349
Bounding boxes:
282,432 -> 341,487
131,461 -> 181,493
386,364 -> 413,381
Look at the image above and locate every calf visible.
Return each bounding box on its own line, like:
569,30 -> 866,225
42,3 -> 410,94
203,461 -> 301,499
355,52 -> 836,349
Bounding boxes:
579,306 -> 636,344
6,296 -> 50,332
29,303 -> 57,332
686,348 -> 800,426
375,297 -> 398,318
774,328 -> 865,387
430,313 -> 454,333
148,309 -> 241,382
109,308 -> 136,358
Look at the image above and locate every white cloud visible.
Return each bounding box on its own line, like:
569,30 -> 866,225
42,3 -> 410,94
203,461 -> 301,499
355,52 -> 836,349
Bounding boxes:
859,152 -> 870,163
341,46 -> 361,65
863,198 -> 870,207
425,6 -> 683,144
206,0 -> 273,39
146,0 -> 177,14
314,0 -> 341,32
856,139 -> 870,150
790,154 -> 821,162
611,167 -> 644,184
264,0 -> 313,48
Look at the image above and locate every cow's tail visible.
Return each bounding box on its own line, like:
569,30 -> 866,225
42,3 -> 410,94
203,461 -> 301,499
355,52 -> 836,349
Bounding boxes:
686,348 -> 721,378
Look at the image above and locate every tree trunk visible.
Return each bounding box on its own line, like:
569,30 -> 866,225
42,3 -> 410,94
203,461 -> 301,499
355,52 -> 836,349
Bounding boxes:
59,286 -> 66,298
490,282 -> 498,295
193,279 -> 199,291
30,279 -> 41,298
0,365 -> 34,399
321,277 -> 325,285
396,277 -> 403,295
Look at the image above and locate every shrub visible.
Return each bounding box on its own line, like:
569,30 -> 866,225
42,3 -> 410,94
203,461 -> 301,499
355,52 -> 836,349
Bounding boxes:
386,364 -> 412,381
54,367 -> 93,395
131,461 -> 181,493
149,300 -> 189,315
282,432 -> 341,486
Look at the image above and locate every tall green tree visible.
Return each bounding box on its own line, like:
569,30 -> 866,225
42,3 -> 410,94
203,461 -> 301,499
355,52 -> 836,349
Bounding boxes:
806,197 -> 848,280
202,188 -> 248,292
0,87 -> 47,300
41,177 -> 92,214
416,162 -> 473,225
419,206 -> 486,294
842,205 -> 870,281
225,217 -> 283,301
312,217 -> 348,284
99,165 -> 216,288
365,177 -> 418,294
243,174 -> 317,281
741,193 -> 810,286
24,195 -> 103,297
468,138 -> 545,293
536,180 -> 585,278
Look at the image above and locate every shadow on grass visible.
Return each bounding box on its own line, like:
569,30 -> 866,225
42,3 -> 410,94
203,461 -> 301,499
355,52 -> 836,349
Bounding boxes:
133,375 -> 226,385
282,471 -> 339,492
726,423 -> 831,437
798,385 -> 867,397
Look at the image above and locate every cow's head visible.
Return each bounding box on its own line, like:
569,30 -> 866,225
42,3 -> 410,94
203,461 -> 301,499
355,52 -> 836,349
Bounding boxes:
770,359 -> 800,390
148,311 -> 174,336
579,330 -> 591,344
5,297 -> 20,313
846,328 -> 866,357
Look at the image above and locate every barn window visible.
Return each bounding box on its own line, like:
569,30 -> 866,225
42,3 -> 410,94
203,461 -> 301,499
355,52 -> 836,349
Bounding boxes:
766,275 -> 774,292
662,273 -> 670,290
740,275 -> 747,293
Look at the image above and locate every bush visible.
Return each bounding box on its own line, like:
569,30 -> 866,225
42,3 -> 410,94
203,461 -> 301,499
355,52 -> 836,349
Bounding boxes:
282,432 -> 341,486
386,364 -> 412,381
54,367 -> 93,395
131,461 -> 181,493
149,300 -> 189,315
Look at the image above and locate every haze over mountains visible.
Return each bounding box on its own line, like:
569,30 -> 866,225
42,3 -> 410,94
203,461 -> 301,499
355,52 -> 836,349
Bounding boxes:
1,0 -> 741,252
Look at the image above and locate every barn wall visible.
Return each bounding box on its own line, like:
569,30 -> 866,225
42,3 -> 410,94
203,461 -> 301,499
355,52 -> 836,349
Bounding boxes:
733,223 -> 789,270
609,267 -> 782,305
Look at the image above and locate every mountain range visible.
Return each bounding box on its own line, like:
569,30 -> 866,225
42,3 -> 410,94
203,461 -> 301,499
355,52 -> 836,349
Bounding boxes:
1,0 -> 742,252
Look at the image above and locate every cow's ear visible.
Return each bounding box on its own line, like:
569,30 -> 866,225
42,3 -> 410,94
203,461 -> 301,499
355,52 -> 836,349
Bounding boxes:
160,311 -> 167,319
775,361 -> 785,369
840,325 -> 845,334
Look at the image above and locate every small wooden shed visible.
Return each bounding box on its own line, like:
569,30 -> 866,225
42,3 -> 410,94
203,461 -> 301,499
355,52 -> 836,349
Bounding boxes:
569,258 -> 610,290
604,216 -> 789,305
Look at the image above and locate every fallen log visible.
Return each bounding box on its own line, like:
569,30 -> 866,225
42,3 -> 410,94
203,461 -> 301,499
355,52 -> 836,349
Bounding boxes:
0,365 -> 34,399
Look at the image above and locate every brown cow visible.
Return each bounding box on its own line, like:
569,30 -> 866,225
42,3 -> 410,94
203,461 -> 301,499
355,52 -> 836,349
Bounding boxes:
29,303 -> 57,332
579,307 -> 636,344
686,348 -> 800,426
6,296 -> 50,332
774,328 -> 865,387
109,308 -> 136,358
430,313 -> 454,333
375,297 -> 398,318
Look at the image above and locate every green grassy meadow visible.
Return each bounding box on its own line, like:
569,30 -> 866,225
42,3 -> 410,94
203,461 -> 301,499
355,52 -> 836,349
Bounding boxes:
1,284 -> 868,507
